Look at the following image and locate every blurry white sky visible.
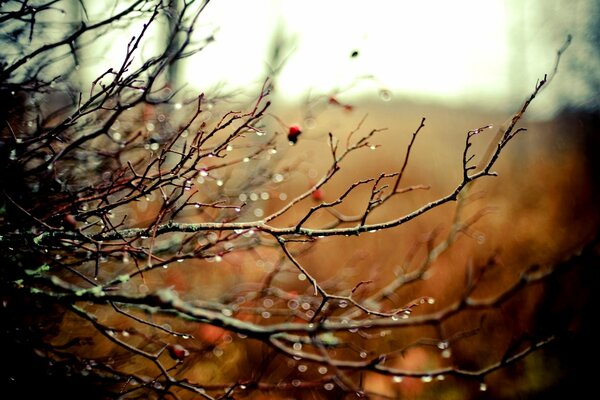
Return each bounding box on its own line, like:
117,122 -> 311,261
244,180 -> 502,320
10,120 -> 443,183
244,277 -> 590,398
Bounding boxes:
84,0 -> 596,119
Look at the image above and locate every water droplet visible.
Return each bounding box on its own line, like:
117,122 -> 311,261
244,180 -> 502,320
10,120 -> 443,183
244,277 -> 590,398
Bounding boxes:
260,192 -> 270,200
222,309 -> 233,316
272,174 -> 284,183
150,142 -> 159,151
369,145 -> 377,150
263,298 -> 274,308
216,179 -> 224,187
253,208 -> 264,217
437,341 -> 448,350
293,342 -> 302,351
379,89 -> 392,101
301,302 -> 311,310
479,383 -> 487,391
269,148 -> 277,154
243,157 -> 250,163
318,366 -> 328,374
146,122 -> 155,132
349,328 -> 358,333
359,351 -> 367,359
427,297 -> 435,304
392,376 -> 403,383
174,103 -> 182,110
476,233 -> 486,244
441,349 -> 452,358
261,311 -> 271,319
436,375 -> 445,381
249,193 -> 259,201
234,207 -> 241,213
213,347 -> 224,357
288,299 -> 299,310
339,300 -> 348,308
421,376 -> 433,383
292,379 -> 301,387
324,383 -> 335,391
298,273 -> 307,281
278,193 -> 288,201
298,364 -> 307,372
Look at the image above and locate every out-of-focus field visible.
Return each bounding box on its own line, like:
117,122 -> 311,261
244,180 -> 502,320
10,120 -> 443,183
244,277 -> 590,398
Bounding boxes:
262,97 -> 600,398
53,96 -> 599,399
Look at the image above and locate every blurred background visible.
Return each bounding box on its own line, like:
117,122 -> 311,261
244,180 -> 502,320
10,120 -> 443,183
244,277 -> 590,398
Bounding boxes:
73,0 -> 600,119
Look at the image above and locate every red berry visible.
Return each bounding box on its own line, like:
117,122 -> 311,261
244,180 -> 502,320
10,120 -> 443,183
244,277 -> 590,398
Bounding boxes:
311,188 -> 324,201
168,344 -> 189,360
287,124 -> 302,144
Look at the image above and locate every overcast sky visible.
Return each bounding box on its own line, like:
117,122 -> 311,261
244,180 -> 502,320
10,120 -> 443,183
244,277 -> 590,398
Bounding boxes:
80,0 -> 597,119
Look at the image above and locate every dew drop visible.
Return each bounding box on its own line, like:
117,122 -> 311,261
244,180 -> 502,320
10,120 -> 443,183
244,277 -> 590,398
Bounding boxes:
200,169 -> 209,177
249,193 -> 259,201
222,309 -> 233,316
437,341 -> 448,350
441,349 -> 452,358
226,145 -> 233,151
298,364 -> 307,372
298,273 -> 307,281
292,379 -> 301,387
261,311 -> 271,319
293,342 -> 302,351
427,297 -> 436,304
369,145 -> 377,150
260,192 -> 270,200
150,142 -> 159,151
379,89 -> 392,101
238,193 -> 247,202
279,193 -> 288,201
339,300 -> 348,308
479,383 -> 487,392
253,208 -> 264,217
318,366 -> 328,374
287,299 -> 299,310
324,383 -> 335,391
272,173 -> 284,183
359,351 -> 367,359
243,157 -> 250,163
392,376 -> 403,383
174,103 -> 182,110
263,298 -> 274,308
437,375 -> 445,381
421,376 -> 433,383
213,347 -> 224,357
216,179 -> 224,187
